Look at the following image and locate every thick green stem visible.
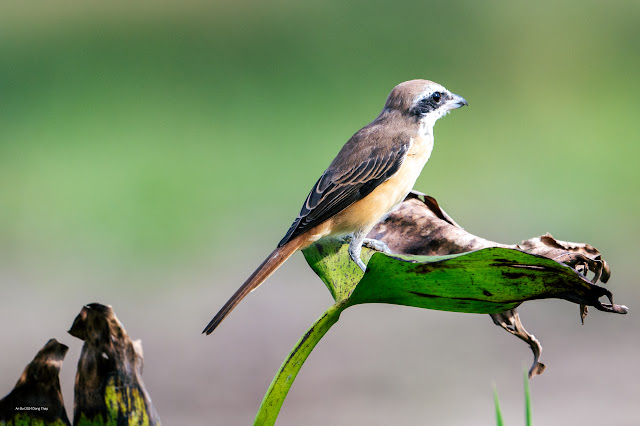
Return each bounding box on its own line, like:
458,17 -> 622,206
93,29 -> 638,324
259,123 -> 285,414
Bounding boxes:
254,301 -> 349,426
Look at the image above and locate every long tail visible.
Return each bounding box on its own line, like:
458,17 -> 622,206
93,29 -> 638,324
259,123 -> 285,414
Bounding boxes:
202,235 -> 305,335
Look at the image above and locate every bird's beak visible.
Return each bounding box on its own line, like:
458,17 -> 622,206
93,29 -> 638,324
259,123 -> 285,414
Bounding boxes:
444,93 -> 468,111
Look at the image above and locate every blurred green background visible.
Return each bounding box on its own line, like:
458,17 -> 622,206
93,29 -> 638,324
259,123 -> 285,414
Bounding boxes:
1,1 -> 638,425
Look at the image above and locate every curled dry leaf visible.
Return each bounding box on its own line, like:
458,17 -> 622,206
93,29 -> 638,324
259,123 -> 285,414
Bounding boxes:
518,233 -> 613,324
69,303 -> 161,426
367,192 -> 627,377
0,338 -> 71,425
491,310 -> 546,378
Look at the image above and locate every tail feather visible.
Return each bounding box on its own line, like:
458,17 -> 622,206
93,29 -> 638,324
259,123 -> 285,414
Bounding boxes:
203,237 -> 304,335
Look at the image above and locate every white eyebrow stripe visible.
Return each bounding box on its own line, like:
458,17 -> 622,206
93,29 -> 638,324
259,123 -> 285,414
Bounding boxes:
412,84 -> 447,108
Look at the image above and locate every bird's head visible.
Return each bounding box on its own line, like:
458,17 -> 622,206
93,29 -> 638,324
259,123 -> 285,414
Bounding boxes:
384,79 -> 468,129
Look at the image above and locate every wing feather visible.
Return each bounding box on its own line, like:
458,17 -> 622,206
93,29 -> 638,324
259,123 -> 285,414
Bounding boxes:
278,139 -> 410,247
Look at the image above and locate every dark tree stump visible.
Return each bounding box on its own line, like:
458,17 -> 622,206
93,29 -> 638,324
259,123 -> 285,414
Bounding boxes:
0,338 -> 71,425
68,303 -> 161,426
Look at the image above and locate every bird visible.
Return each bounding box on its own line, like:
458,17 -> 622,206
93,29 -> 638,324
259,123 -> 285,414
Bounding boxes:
203,79 -> 467,334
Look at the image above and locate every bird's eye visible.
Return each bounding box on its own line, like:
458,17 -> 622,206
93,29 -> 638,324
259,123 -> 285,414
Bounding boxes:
431,92 -> 441,103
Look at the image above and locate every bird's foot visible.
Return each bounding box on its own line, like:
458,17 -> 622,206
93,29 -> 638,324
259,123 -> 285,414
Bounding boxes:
353,257 -> 367,273
340,236 -> 391,254
342,236 -> 391,272
361,238 -> 392,254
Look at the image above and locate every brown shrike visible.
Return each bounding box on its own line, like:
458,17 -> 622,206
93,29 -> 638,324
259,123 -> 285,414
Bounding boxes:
203,79 -> 467,334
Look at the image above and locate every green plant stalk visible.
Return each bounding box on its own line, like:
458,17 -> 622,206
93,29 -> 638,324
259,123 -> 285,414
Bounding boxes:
254,300 -> 349,426
493,386 -> 504,426
524,370 -> 533,426
255,240 -> 623,424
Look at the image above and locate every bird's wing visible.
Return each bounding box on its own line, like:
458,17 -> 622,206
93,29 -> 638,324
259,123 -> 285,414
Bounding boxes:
278,137 -> 410,247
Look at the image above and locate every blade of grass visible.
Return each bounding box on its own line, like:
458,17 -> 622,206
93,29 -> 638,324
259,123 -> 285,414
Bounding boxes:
524,370 -> 533,426
493,385 -> 505,426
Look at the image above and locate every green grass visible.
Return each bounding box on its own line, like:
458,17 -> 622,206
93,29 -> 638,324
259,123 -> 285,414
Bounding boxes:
494,371 -> 534,426
494,386 -> 505,426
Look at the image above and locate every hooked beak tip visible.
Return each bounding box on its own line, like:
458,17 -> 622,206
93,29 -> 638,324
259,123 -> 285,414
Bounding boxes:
446,93 -> 468,111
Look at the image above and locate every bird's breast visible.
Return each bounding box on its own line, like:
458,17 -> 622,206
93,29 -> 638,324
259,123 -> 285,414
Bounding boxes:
311,134 -> 434,239
377,133 -> 434,206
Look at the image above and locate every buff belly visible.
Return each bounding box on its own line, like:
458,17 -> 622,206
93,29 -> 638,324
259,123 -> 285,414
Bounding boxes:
303,135 -> 433,245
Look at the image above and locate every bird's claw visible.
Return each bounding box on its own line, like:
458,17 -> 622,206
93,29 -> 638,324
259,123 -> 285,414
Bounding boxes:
361,238 -> 392,254
340,236 -> 391,254
343,235 -> 392,272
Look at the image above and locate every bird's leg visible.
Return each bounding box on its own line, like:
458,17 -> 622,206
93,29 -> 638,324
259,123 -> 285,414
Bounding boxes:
344,231 -> 392,272
346,230 -> 368,272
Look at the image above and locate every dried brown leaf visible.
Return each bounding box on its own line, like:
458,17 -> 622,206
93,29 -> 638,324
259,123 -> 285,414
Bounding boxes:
368,193 -> 626,377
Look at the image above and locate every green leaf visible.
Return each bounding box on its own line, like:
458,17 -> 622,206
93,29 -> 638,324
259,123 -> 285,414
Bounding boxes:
256,238 -> 623,424
305,238 -> 619,314
301,238 -> 372,302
